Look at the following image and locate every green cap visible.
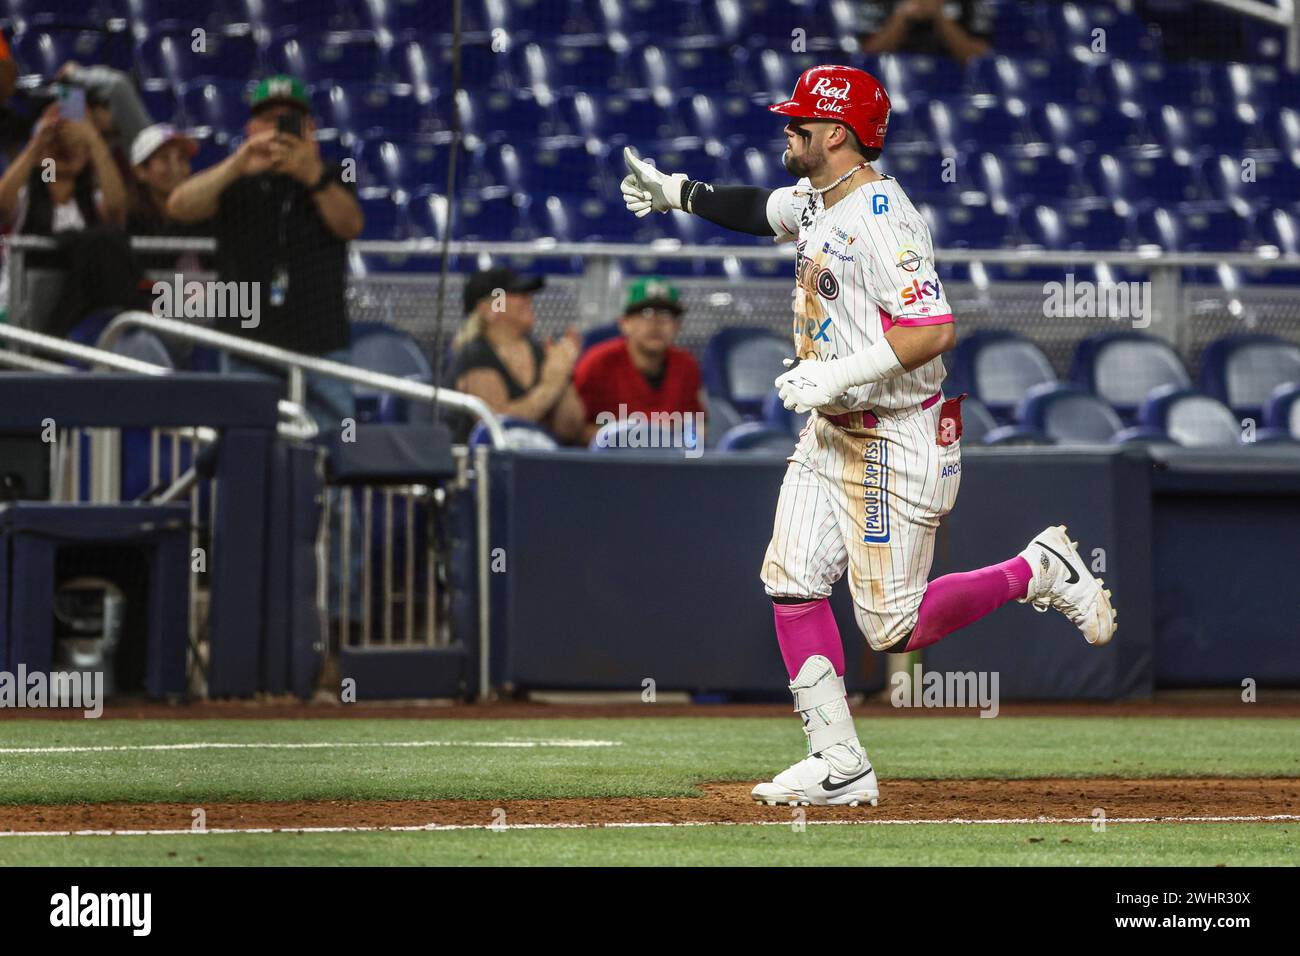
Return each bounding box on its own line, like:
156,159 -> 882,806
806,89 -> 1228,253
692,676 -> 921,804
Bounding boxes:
623,276 -> 683,316
251,75 -> 310,113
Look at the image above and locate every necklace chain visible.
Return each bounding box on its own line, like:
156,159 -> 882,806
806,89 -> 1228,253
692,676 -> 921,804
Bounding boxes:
809,162 -> 869,196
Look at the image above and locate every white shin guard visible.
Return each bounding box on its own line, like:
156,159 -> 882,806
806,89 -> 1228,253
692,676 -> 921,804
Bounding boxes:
788,655 -> 858,755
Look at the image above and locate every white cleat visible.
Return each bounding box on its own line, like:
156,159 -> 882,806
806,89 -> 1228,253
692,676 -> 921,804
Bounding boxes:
1018,524 -> 1117,646
751,740 -> 880,807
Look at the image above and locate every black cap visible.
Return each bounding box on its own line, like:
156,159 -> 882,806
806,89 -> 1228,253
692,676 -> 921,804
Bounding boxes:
463,267 -> 545,315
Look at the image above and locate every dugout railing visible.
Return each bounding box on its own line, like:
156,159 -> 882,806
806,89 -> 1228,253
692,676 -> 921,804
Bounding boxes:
0,311 -> 501,699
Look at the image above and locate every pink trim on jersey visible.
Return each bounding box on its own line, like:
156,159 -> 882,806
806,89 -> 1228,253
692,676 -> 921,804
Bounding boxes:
894,312 -> 955,328
878,306 -> 894,334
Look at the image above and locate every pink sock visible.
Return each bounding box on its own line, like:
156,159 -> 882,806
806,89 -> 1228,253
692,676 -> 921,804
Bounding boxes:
902,557 -> 1033,652
773,598 -> 845,679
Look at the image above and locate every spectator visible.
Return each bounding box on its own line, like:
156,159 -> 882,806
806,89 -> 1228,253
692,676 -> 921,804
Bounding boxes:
0,100 -> 131,331
858,0 -> 993,64
573,277 -> 705,445
127,124 -> 211,331
451,267 -> 586,444
56,62 -> 153,184
165,75 -> 364,433
129,124 -> 200,233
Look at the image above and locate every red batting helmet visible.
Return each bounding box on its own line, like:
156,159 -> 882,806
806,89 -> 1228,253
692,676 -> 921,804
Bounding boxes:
769,64 -> 891,150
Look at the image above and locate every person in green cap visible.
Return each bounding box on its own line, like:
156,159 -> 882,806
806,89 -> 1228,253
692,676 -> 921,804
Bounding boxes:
165,74 -> 364,431
573,276 -> 706,445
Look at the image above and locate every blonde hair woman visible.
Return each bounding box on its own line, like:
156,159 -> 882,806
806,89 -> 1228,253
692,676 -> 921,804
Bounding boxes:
451,268 -> 585,444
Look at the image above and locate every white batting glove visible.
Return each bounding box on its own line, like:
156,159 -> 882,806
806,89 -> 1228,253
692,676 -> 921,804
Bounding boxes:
622,146 -> 687,215
775,358 -> 853,413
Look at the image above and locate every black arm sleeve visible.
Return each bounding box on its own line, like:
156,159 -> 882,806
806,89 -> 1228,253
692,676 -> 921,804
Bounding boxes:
682,181 -> 776,237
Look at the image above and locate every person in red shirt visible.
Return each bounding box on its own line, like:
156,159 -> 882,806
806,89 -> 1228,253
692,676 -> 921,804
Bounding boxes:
574,276 -> 707,447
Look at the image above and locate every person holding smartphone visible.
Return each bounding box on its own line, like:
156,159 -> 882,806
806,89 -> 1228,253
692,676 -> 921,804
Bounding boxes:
165,75 -> 364,433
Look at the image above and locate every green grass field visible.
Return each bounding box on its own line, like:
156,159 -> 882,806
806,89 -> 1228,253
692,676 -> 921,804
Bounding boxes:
0,715 -> 1296,865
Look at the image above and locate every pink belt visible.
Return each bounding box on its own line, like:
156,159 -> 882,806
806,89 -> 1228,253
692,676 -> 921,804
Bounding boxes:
822,391 -> 942,429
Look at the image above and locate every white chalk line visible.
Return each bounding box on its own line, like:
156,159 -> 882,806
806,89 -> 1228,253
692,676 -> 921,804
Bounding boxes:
0,739 -> 623,755
2,814 -> 1298,838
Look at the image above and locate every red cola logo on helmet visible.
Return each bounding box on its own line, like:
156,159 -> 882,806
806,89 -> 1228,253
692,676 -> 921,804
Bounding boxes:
809,76 -> 850,114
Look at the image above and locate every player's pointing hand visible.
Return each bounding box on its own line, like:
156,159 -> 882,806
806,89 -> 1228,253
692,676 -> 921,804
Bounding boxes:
621,146 -> 687,215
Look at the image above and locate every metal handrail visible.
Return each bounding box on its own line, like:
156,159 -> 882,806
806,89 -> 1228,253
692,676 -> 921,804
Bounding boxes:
7,234 -> 1300,268
96,312 -> 506,446
0,323 -> 318,441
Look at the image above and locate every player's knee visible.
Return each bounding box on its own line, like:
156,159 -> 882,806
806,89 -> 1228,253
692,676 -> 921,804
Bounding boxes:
853,606 -> 915,653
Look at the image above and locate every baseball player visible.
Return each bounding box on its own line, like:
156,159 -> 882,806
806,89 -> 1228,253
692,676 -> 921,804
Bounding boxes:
620,65 -> 1117,807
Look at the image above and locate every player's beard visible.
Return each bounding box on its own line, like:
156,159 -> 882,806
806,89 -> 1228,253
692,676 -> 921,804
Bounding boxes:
783,138 -> 823,178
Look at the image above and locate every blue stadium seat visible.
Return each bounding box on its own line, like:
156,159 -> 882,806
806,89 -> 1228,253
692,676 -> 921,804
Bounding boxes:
348,323 -> 433,423
1017,202 -> 1132,251
1208,62 -> 1300,117
24,0 -> 129,29
11,30 -> 109,77
1139,386 -> 1243,447
702,328 -> 789,419
704,394 -> 743,447
139,80 -> 179,125
1041,1 -> 1159,61
356,187 -> 410,240
981,425 -> 1053,446
1028,102 -> 1147,157
1203,154 -> 1300,212
1081,151 -> 1206,208
590,418 -> 701,454
1134,203 -> 1252,253
178,79 -> 252,138
946,330 -> 1058,423
1096,60 -> 1217,111
514,40 -> 637,95
688,92 -> 781,146
966,56 -> 1094,105
1199,334 -> 1300,419
929,99 -> 1040,154
314,84 -> 432,141
717,422 -> 795,455
456,188 -> 535,241
599,0 -> 729,47
136,30 -> 259,82
270,31 -> 389,84
761,389 -> 809,438
580,324 -> 621,352
474,417 -> 561,450
1147,104 -> 1254,158
1018,383 -> 1124,445
751,47 -> 830,99
1070,332 -> 1191,424
634,44 -> 751,95
977,150 -> 1082,205
959,396 -> 997,444
921,201 -> 1014,249
1264,383 -> 1300,439
560,93 -> 686,144
1256,207 -> 1300,257
989,0 -> 1048,55
874,53 -> 965,104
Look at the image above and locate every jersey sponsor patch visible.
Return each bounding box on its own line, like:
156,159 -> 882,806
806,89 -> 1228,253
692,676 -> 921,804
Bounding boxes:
862,437 -> 890,543
896,248 -> 923,273
899,278 -> 942,307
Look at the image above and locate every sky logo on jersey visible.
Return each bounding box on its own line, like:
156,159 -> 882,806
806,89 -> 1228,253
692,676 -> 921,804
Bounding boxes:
899,278 -> 942,307
871,194 -> 890,215
862,438 -> 890,543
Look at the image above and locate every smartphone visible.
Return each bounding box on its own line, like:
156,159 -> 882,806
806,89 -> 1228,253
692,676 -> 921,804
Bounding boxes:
57,85 -> 86,122
277,111 -> 302,138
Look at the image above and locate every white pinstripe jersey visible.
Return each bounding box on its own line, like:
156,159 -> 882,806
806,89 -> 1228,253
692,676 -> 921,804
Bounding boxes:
765,175 -> 953,412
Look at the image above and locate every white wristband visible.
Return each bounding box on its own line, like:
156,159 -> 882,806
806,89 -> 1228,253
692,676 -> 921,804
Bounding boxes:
826,337 -> 906,392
